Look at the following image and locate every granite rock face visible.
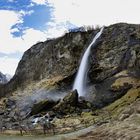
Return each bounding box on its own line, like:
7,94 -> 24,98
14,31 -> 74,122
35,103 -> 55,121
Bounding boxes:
0,23 -> 140,112
87,23 -> 140,107
89,23 -> 140,82
53,90 -> 78,114
9,31 -> 93,90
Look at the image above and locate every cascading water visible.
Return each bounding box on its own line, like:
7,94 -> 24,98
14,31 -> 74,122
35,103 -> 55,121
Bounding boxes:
73,27 -> 104,96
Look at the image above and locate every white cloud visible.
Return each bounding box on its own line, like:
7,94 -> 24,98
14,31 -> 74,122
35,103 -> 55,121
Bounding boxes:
19,10 -> 34,16
31,0 -> 48,5
45,22 -> 68,38
0,10 -> 47,54
27,2 -> 35,8
0,10 -> 23,30
0,10 -> 47,74
47,0 -> 140,27
1,0 -> 140,74
0,56 -> 19,75
42,0 -> 140,40
0,10 -> 66,74
10,27 -> 19,33
7,0 -> 15,2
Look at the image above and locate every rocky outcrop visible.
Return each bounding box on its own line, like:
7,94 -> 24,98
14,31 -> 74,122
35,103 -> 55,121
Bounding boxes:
53,90 -> 78,114
27,90 -> 94,116
30,99 -> 57,115
0,23 -> 140,120
8,30 -> 93,91
72,98 -> 140,140
85,23 -> 140,108
89,23 -> 140,82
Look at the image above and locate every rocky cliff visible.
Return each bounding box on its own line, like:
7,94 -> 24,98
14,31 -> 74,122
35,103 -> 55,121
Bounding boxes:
0,30 -> 93,96
0,23 -> 140,135
0,23 -> 140,106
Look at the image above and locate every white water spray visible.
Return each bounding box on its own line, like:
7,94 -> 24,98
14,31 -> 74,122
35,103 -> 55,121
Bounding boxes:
73,27 -> 104,96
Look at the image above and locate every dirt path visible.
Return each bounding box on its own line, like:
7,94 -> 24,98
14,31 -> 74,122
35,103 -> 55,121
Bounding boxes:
0,125 -> 95,140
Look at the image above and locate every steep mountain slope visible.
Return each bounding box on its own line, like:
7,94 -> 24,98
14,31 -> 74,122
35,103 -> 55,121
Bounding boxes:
0,30 -> 93,97
0,23 -> 140,137
0,23 -> 140,107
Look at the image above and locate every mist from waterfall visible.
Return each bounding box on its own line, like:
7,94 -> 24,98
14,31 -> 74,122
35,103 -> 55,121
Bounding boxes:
73,27 -> 104,96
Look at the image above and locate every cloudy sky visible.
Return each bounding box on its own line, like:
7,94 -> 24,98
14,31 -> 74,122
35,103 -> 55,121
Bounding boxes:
0,0 -> 140,75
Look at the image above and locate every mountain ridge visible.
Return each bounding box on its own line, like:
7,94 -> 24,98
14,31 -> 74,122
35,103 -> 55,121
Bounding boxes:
0,23 -> 140,138
0,71 -> 11,84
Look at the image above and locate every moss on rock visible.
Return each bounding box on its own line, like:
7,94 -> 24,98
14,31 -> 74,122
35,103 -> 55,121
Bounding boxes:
105,87 -> 140,118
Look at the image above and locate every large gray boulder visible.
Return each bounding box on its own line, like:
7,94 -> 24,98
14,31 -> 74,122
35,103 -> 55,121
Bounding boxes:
53,90 -> 78,114
30,99 -> 57,115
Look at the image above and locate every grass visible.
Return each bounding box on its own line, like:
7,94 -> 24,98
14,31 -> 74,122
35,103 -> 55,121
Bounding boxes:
104,87 -> 140,118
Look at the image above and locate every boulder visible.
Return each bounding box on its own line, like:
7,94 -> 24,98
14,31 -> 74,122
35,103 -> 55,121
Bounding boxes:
30,99 -> 57,115
53,90 -> 78,114
0,110 -> 4,115
4,99 -> 15,108
63,90 -> 78,105
78,96 -> 93,109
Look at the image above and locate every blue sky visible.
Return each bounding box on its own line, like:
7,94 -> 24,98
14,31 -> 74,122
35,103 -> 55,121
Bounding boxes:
0,0 -> 140,75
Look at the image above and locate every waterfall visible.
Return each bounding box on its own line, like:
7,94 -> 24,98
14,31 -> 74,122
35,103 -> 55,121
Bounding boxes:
73,27 -> 104,96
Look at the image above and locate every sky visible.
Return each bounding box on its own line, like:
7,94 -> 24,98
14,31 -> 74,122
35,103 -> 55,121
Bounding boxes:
0,0 -> 140,75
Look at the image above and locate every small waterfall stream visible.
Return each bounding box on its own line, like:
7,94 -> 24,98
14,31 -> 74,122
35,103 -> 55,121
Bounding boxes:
73,27 -> 104,96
